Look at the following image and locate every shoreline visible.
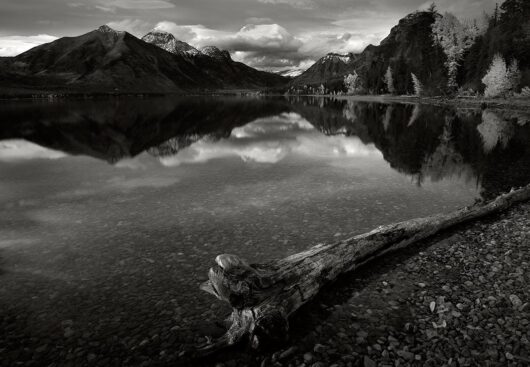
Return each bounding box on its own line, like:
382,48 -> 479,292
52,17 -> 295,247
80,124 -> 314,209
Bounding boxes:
1,91 -> 529,113
296,94 -> 530,112
198,200 -> 530,366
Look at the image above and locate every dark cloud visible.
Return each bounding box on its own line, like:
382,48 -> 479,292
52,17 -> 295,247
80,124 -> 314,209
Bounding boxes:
0,0 -> 497,69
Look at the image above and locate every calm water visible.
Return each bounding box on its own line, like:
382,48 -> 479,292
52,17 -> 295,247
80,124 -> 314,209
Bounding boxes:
0,96 -> 529,364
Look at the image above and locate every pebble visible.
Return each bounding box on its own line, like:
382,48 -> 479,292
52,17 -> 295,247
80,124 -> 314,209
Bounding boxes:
509,294 -> 523,308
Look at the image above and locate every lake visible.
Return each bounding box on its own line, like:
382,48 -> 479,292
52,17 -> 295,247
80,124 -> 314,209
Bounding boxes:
0,96 -> 529,365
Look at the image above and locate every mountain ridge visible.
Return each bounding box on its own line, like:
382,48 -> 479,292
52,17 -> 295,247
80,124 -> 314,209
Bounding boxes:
292,0 -> 530,95
0,25 -> 287,95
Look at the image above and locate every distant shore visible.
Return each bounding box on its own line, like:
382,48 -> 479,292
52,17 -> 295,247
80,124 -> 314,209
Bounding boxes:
304,94 -> 530,112
2,89 -> 530,113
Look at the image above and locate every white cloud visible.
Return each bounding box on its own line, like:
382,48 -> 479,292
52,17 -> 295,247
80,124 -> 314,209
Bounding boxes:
153,22 -> 231,45
107,19 -> 152,36
95,0 -> 175,12
157,112 -> 381,166
0,140 -> 66,161
244,17 -> 274,24
299,30 -> 383,56
257,0 -> 315,10
0,34 -> 57,56
230,24 -> 302,51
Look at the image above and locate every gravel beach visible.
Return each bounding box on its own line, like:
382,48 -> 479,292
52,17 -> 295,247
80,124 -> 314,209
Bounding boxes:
199,202 -> 530,367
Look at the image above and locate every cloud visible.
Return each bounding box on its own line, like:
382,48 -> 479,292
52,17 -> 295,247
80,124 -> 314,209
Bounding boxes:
299,31 -> 383,57
0,34 -> 57,56
153,21 -> 310,69
0,140 -> 66,160
151,19 -> 389,70
226,24 -> 302,52
158,112 -> 381,166
244,17 -> 274,25
107,19 -> 152,36
257,0 -> 315,10
0,0 -> 499,69
95,0 -> 175,12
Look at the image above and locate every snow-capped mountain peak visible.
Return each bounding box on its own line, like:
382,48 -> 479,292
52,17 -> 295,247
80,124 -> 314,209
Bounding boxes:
141,30 -> 200,56
97,25 -> 123,35
321,53 -> 354,64
199,46 -> 232,61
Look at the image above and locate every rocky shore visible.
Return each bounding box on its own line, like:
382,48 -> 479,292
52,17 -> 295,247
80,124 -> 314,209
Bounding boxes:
200,201 -> 530,367
325,95 -> 530,113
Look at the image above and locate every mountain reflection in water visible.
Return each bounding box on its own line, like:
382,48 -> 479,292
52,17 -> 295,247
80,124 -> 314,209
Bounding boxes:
1,96 -> 530,363
1,96 -> 529,199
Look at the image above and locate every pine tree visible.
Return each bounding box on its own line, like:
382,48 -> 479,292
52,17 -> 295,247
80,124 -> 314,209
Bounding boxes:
507,59 -> 521,93
432,12 -> 483,91
411,73 -> 423,96
428,2 -> 437,14
384,66 -> 395,94
493,3 -> 499,26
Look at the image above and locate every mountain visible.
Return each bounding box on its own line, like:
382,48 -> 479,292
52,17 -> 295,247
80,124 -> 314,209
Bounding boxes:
460,0 -> 530,91
291,53 -> 358,88
292,11 -> 447,95
0,26 -> 287,95
0,97 -> 291,162
354,11 -> 447,95
140,33 -> 287,89
141,30 -> 201,57
0,25 -> 216,93
199,46 -> 232,60
276,68 -> 306,78
292,0 -> 530,95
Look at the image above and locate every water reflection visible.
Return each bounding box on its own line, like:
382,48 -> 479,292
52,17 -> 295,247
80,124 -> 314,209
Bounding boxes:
1,96 -> 529,199
1,96 -> 529,364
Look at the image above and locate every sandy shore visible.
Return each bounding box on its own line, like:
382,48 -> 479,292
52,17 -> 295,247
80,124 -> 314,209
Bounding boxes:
197,201 -> 530,366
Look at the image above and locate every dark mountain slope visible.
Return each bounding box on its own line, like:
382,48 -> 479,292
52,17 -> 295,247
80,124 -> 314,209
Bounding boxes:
193,46 -> 288,89
140,31 -> 287,89
460,0 -> 530,91
0,26 -> 288,94
141,30 -> 201,57
354,11 -> 447,95
290,53 -> 358,89
2,26 -> 217,93
292,11 -> 447,95
0,97 -> 291,162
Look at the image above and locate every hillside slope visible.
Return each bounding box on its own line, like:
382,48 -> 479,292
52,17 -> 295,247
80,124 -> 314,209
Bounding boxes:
141,31 -> 287,89
292,11 -> 447,95
0,26 -> 288,94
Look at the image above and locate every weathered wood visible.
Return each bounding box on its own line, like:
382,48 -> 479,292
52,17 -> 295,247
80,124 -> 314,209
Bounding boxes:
195,184 -> 530,355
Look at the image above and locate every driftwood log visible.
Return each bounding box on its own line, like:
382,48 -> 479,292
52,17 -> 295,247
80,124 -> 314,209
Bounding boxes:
197,185 -> 530,355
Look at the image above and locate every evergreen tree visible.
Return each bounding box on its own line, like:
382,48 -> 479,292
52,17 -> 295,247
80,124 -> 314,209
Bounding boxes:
384,66 -> 395,94
411,73 -> 423,96
432,12 -> 483,91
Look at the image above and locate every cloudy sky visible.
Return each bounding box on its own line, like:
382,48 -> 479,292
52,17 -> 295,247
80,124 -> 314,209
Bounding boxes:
0,0 -> 496,71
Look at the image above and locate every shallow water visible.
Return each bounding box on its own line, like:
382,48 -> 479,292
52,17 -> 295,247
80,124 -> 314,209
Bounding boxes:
0,96 -> 529,364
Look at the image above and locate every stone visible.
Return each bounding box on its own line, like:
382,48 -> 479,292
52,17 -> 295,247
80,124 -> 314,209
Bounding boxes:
279,347 -> 298,360
364,356 -> 376,367
509,295 -> 523,308
313,344 -> 326,354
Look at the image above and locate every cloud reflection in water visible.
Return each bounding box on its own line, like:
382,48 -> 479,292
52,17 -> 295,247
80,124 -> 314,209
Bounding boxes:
158,112 -> 382,166
0,140 -> 66,161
